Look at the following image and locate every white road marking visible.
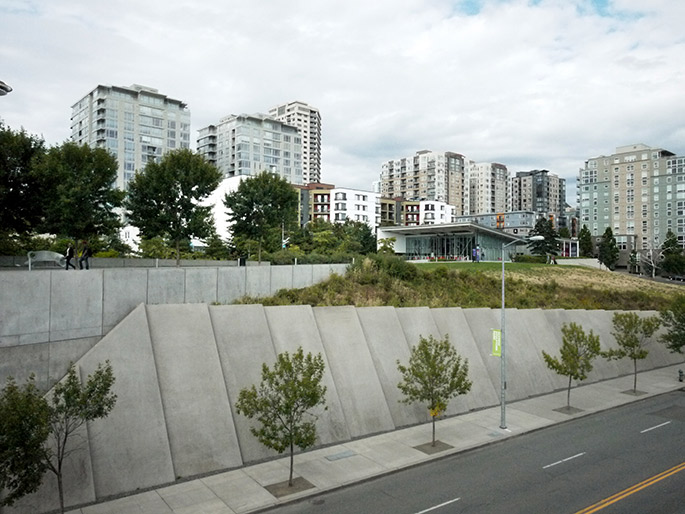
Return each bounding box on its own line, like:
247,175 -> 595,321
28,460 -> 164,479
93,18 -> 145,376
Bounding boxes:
414,497 -> 461,514
641,421 -> 672,433
543,452 -> 586,469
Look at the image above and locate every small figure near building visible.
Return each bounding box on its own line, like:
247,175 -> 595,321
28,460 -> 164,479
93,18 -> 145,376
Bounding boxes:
79,241 -> 92,270
65,243 -> 76,270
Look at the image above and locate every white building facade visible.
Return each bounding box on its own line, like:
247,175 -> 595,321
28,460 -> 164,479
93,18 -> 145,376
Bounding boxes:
197,113 -> 304,184
268,101 -> 321,184
467,162 -> 509,215
70,84 -> 191,190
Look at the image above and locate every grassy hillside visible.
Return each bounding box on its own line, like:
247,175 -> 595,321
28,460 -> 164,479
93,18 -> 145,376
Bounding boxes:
236,257 -> 682,310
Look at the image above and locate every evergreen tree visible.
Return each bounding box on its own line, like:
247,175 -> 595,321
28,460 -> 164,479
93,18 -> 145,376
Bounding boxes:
527,217 -> 559,258
578,224 -> 594,257
660,294 -> 685,354
597,227 -> 619,270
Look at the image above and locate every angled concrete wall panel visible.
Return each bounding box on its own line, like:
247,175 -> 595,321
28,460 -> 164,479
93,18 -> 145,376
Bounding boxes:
49,271 -> 103,341
0,271 -> 50,345
209,304 -> 278,464
431,308 -> 500,411
147,269 -> 185,305
184,268 -> 218,304
217,267 -> 246,303
146,304 -> 241,478
356,306 -> 427,427
314,306 -> 395,438
264,305 -> 351,443
83,305 -> 175,498
102,269 -> 148,333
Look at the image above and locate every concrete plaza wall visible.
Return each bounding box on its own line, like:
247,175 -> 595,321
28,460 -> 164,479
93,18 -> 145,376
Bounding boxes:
0,264 -> 348,386
3,304 -> 681,514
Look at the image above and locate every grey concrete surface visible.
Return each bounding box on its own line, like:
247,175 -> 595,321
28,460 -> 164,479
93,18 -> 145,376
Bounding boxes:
0,264 -> 350,383
23,365 -> 685,514
3,304 -> 684,514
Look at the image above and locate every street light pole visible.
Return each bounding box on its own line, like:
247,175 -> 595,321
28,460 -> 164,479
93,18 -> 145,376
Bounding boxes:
500,235 -> 544,429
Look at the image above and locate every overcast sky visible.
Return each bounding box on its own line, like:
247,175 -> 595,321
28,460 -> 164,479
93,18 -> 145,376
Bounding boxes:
2,0 -> 685,205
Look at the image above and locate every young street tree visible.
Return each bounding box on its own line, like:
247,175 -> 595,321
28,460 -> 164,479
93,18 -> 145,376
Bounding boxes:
0,376 -> 50,507
236,347 -> 327,487
397,335 -> 472,447
46,362 -> 117,514
597,227 -> 619,270
32,142 -> 124,246
224,171 -> 299,262
125,148 -> 222,265
660,294 -> 685,354
603,312 -> 660,393
542,322 -> 600,408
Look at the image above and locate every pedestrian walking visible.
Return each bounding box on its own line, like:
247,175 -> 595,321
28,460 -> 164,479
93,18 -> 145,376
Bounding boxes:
65,243 -> 76,270
79,241 -> 92,270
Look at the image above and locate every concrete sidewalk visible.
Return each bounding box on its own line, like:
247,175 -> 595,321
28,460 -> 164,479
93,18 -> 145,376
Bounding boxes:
67,365 -> 684,514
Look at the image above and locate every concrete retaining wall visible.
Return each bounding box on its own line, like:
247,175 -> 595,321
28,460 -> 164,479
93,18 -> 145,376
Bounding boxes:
3,304 -> 680,514
0,264 -> 348,385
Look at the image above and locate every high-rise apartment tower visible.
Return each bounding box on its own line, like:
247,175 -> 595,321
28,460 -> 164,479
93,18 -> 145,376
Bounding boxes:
70,84 -> 191,190
268,101 -> 321,184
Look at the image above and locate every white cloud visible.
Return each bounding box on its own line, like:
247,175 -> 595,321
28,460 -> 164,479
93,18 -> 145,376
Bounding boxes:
1,0 -> 684,203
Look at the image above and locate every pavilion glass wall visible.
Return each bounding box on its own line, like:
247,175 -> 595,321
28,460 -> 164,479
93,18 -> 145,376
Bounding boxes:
405,232 -> 506,261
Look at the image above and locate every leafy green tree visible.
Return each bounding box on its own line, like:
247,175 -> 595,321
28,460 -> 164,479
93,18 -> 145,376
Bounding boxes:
558,226 -> 571,239
32,142 -> 124,247
662,229 -> 681,256
527,217 -> 559,258
224,172 -> 299,262
397,335 -> 472,446
377,237 -> 396,255
46,362 -> 117,514
236,347 -> 327,487
597,227 -> 619,270
125,149 -> 222,265
202,231 -> 232,260
578,224 -> 594,257
138,236 -> 176,259
660,229 -> 685,275
0,124 -> 46,239
0,376 -> 50,507
660,295 -> 685,354
603,312 -> 660,393
542,322 -> 600,408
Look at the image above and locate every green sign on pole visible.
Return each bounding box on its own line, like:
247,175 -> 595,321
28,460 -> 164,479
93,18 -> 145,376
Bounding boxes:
492,329 -> 501,357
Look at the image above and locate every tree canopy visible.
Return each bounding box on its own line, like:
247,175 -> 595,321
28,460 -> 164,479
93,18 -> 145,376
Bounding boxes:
31,142 -> 124,245
223,172 -> 299,261
660,294 -> 685,354
0,376 -> 50,507
125,148 -> 222,264
397,335 -> 471,446
0,124 -> 46,238
236,347 -> 327,487
542,322 -> 600,408
603,312 -> 660,393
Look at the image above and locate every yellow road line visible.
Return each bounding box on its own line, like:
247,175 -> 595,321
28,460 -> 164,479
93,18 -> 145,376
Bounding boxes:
575,461 -> 685,513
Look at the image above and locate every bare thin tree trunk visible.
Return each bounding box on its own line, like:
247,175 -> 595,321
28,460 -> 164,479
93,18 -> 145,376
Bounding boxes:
567,375 -> 572,407
289,440 -> 294,486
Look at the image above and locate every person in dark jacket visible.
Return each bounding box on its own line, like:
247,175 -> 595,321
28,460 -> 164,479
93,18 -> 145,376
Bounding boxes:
65,243 -> 76,270
79,241 -> 92,270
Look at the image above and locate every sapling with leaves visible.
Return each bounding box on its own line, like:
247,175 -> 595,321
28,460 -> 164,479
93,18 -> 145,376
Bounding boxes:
236,347 -> 327,487
397,335 -> 472,447
543,322 -> 600,408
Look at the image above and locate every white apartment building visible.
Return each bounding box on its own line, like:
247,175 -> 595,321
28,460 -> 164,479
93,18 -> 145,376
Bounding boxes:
331,187 -> 378,228
197,113 -> 303,184
70,84 -> 191,190
379,150 -> 467,212
467,162 -> 509,215
268,101 -> 321,184
420,200 -> 455,225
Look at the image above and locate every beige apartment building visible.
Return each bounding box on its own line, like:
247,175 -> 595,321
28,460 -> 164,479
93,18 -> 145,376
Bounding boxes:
578,143 -> 685,250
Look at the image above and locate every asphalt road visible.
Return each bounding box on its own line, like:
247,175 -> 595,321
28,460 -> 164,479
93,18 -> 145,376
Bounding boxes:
268,390 -> 685,514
